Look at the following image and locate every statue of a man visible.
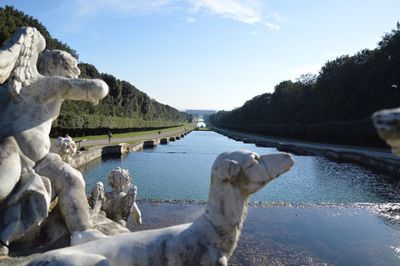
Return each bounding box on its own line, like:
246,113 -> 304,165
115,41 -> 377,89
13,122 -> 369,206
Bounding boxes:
0,27 -> 109,255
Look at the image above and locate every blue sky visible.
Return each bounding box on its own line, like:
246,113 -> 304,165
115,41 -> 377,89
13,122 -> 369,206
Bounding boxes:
2,0 -> 400,111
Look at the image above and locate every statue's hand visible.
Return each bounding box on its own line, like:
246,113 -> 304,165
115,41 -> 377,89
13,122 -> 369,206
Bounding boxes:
88,79 -> 109,105
20,167 -> 39,182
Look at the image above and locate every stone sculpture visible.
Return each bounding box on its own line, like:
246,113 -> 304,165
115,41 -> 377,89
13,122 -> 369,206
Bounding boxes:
90,182 -> 106,214
89,167 -> 142,225
28,150 -> 294,266
55,136 -> 77,163
0,27 -> 109,255
372,108 -> 400,155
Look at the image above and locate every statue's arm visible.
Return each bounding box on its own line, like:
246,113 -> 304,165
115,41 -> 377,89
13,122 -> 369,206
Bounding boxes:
47,77 -> 109,104
130,202 -> 142,225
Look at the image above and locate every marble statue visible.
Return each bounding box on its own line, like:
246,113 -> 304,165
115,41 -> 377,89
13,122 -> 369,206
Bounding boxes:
108,167 -> 133,193
28,150 -> 294,266
0,27 -> 109,255
55,136 -> 77,163
372,108 -> 400,155
89,167 -> 142,225
90,182 -> 106,214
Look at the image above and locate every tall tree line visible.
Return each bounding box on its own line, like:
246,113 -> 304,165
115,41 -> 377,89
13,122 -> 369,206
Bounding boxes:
210,23 -> 400,146
0,6 -> 187,136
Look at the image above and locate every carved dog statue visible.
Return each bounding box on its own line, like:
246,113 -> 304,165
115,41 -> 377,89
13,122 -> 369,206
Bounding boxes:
28,150 -> 294,266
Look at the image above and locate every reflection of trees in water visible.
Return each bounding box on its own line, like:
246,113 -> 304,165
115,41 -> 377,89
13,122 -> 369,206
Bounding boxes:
102,153 -> 128,161
312,156 -> 400,203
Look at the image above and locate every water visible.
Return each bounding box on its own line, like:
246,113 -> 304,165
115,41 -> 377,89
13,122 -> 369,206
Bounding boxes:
80,131 -> 400,203
126,202 -> 400,266
80,131 -> 400,264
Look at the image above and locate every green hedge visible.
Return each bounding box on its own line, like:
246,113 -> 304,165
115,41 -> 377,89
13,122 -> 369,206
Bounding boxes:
53,114 -> 184,129
51,114 -> 185,136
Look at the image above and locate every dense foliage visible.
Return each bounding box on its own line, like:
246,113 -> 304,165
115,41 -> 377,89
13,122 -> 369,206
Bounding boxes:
210,23 -> 400,146
58,63 -> 187,134
0,6 -> 187,136
0,6 -> 78,58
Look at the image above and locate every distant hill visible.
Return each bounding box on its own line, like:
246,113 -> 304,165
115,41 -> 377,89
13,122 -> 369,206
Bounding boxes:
0,6 -> 187,136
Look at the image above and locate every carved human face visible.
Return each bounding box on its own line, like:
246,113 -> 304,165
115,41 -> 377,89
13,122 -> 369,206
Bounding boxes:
92,182 -> 105,199
37,49 -> 81,78
59,52 -> 80,78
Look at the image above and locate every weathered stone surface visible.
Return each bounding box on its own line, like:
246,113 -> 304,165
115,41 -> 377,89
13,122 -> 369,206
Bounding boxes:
70,146 -> 103,169
0,27 -> 109,255
4,202 -> 400,266
0,209 -> 129,265
89,168 -> 142,225
216,128 -> 400,177
143,140 -> 156,148
160,138 -> 169,144
27,150 -> 294,265
55,136 -> 77,163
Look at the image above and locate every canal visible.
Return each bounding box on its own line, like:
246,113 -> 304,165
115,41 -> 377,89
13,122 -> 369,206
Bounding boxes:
81,131 -> 400,204
79,131 -> 400,265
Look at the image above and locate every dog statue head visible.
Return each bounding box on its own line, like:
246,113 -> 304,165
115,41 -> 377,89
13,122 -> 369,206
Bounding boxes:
211,150 -> 294,195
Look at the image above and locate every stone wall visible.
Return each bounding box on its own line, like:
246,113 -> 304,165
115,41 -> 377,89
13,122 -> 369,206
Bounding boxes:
70,131 -> 192,169
214,128 -> 400,178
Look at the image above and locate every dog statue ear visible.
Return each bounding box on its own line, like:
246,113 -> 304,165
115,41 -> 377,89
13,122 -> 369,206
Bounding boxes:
213,159 -> 241,181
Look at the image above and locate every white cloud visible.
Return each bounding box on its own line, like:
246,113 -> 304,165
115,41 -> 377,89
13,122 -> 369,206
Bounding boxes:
250,30 -> 259,35
190,0 -> 262,24
67,0 -> 284,31
265,22 -> 280,31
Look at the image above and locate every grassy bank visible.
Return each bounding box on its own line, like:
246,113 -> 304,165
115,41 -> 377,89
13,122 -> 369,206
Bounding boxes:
66,122 -> 195,142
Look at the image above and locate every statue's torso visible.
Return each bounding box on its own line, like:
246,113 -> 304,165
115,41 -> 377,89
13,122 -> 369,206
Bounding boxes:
0,80 -> 60,163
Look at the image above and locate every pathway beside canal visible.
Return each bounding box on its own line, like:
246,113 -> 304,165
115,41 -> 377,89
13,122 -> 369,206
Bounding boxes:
213,127 -> 400,177
79,127 -> 189,147
214,127 -> 397,160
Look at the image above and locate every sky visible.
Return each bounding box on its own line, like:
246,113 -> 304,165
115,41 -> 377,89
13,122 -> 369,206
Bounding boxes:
1,0 -> 400,111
